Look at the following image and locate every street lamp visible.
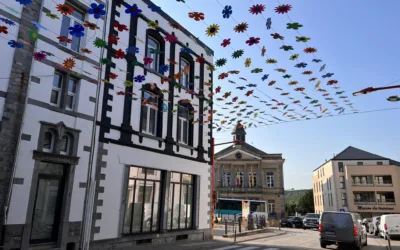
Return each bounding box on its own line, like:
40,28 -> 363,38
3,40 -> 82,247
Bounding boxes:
352,85 -> 400,96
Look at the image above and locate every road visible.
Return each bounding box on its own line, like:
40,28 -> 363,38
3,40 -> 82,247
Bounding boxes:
209,228 -> 400,250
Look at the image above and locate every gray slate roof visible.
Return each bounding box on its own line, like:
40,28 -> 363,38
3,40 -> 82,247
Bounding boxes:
332,146 -> 389,160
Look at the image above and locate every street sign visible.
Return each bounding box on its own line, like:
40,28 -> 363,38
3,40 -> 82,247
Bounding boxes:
340,208 -> 345,212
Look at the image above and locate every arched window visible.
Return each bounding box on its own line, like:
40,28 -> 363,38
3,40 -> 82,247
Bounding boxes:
60,134 -> 72,155
145,29 -> 165,72
176,100 -> 194,146
179,51 -> 194,91
43,130 -> 55,153
140,83 -> 164,137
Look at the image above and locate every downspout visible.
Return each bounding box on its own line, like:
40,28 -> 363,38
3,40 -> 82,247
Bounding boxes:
79,0 -> 109,249
3,0 -> 45,235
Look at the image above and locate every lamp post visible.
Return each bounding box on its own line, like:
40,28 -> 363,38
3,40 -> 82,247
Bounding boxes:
352,85 -> 400,96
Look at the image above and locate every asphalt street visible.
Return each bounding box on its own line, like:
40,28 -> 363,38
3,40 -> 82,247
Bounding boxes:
208,228 -> 399,250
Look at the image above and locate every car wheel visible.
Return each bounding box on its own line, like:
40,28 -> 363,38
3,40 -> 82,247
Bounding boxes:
320,242 -> 326,249
374,230 -> 378,236
303,226 -> 306,230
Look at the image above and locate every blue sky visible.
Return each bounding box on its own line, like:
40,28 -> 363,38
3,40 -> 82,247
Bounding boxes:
153,0 -> 400,189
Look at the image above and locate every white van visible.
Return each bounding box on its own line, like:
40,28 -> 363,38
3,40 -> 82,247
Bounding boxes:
379,214 -> 400,239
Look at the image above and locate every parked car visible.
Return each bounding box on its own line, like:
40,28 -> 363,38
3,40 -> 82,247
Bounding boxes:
303,213 -> 320,230
280,216 -> 303,228
368,216 -> 380,236
319,212 -> 367,249
362,218 -> 372,232
379,214 -> 400,240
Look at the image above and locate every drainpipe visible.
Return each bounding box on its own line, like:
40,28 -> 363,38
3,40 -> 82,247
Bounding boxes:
79,0 -> 109,249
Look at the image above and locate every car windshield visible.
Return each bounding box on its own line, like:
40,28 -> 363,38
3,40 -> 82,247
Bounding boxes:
305,214 -> 320,218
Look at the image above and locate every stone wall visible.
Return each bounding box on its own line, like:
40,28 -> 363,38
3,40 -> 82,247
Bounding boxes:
0,0 -> 42,242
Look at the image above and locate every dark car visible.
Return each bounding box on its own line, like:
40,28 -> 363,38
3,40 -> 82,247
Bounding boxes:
303,213 -> 320,230
319,212 -> 367,249
281,216 -> 303,228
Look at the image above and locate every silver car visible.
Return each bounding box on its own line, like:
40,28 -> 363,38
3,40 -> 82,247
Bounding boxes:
319,212 -> 367,249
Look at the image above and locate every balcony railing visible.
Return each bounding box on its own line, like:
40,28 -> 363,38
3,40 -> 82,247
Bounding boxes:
217,186 -> 264,193
352,182 -> 374,186
354,199 -> 376,205
375,181 -> 393,186
377,199 -> 396,204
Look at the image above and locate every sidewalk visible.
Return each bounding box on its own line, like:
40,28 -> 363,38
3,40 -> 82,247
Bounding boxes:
135,228 -> 287,250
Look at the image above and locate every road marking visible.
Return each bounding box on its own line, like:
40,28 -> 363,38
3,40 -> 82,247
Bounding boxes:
212,246 -> 242,250
262,248 -> 279,250
238,247 -> 259,250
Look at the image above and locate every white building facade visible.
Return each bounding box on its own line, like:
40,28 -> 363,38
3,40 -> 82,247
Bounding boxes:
0,0 -> 213,249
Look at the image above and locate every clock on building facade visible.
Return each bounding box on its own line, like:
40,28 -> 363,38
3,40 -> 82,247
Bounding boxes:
235,152 -> 243,159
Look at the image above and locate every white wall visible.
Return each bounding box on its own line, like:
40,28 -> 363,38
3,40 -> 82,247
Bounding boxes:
94,143 -> 211,240
5,0 -> 102,225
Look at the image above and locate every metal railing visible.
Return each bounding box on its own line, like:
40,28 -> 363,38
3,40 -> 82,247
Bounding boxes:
377,199 -> 395,204
351,181 -> 374,186
217,186 -> 264,193
354,199 -> 376,204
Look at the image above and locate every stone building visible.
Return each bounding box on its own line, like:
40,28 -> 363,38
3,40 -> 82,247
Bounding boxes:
214,122 -> 285,219
0,0 -> 213,249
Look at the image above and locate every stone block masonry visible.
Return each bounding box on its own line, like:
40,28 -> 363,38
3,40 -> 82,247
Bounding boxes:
0,0 -> 42,243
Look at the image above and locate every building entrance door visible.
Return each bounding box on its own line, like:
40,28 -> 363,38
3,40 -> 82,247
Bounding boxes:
30,173 -> 64,244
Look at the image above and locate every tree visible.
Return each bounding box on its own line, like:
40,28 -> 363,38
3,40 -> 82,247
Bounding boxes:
285,200 -> 297,216
297,189 -> 315,214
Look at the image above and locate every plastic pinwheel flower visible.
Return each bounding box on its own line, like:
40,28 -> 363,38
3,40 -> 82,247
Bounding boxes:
222,6 -> 232,18
125,4 -> 142,16
16,0 -> 32,6
88,3 -> 106,19
69,24 -> 84,38
134,75 -> 146,83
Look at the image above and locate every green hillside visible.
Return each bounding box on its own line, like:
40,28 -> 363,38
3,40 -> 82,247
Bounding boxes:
285,189 -> 311,203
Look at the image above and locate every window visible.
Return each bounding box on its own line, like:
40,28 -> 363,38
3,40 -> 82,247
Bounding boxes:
167,172 -> 194,230
248,172 -> 257,187
267,200 -> 275,215
146,37 -> 160,71
357,162 -> 363,166
329,178 -> 332,190
43,130 -> 55,153
59,3 -> 85,52
353,192 -> 375,203
234,170 -> 244,187
141,91 -> 158,135
51,73 -> 63,106
351,176 -> 373,185
123,167 -> 162,234
375,175 -> 393,185
180,58 -> 190,89
377,161 -> 383,165
322,195 -> 324,206
223,172 -> 231,187
339,176 -> 346,189
266,172 -> 274,188
50,71 -> 80,110
177,105 -> 189,144
60,134 -> 71,155
376,192 -> 395,203
341,193 -> 347,206
66,78 -> 78,110
338,162 -> 344,172
321,181 -> 323,192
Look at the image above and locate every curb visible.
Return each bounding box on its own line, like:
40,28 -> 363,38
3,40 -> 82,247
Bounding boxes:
192,230 -> 287,250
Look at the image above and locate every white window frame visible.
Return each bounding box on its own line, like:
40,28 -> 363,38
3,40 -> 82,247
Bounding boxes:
59,2 -> 85,52
266,172 -> 274,188
178,105 -> 189,144
147,36 -> 160,71
267,202 -> 275,214
141,91 -> 158,136
50,72 -> 63,107
43,130 -> 55,153
60,134 -> 71,155
224,172 -> 231,187
180,58 -> 190,88
66,77 -> 78,111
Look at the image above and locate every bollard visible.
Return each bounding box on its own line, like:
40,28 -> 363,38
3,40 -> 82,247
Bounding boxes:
225,219 -> 228,235
239,219 -> 242,233
387,234 -> 391,250
234,227 -> 237,243
232,220 -> 235,233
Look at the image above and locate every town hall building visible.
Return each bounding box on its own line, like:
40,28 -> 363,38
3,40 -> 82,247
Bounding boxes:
214,122 -> 286,219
